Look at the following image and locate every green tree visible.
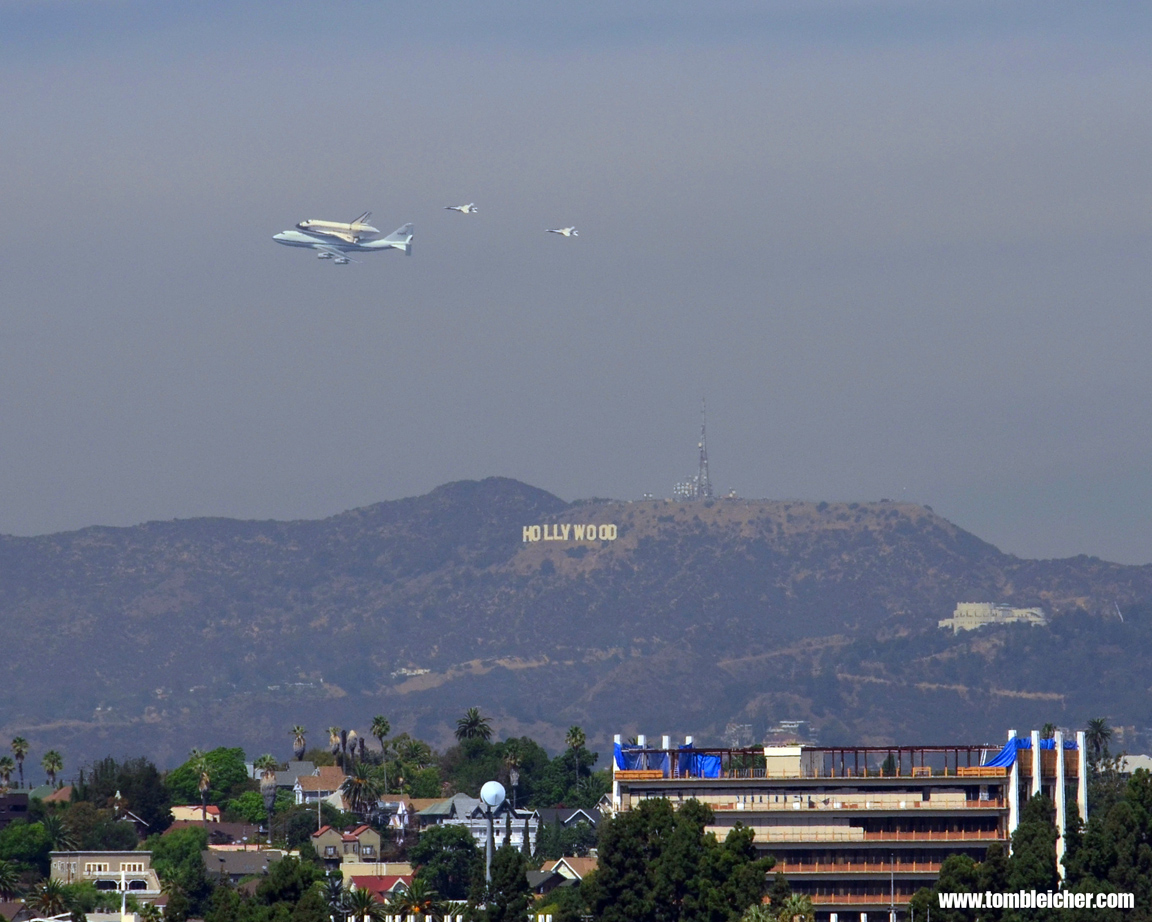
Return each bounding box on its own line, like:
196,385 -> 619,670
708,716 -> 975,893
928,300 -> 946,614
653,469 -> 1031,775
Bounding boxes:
564,727 -> 587,791
166,747 -> 250,807
908,854 -> 979,922
1085,718 -> 1112,764
41,750 -> 63,787
589,798 -> 771,922
390,877 -> 443,922
470,845 -> 528,922
0,757 -> 14,790
40,813 -> 79,851
72,756 -> 172,833
0,858 -> 21,899
765,872 -> 791,908
226,790 -> 269,824
0,820 -> 53,875
346,886 -> 386,922
455,708 -> 493,742
410,824 -> 480,901
11,739 -> 28,790
254,856 -> 323,907
340,762 -> 380,817
1008,794 -> 1059,893
370,716 -> 391,793
144,823 -> 212,910
30,878 -> 68,916
774,894 -> 813,922
292,726 -> 308,762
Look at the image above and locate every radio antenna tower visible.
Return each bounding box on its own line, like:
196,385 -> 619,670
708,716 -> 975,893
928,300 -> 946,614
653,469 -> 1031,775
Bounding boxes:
697,398 -> 714,500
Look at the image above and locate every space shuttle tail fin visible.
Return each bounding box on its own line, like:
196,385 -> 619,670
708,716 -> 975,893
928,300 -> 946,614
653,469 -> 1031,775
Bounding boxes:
353,211 -> 372,226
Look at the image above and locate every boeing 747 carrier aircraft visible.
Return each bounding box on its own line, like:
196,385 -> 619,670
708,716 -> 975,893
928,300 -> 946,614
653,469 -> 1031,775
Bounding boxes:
274,220 -> 414,264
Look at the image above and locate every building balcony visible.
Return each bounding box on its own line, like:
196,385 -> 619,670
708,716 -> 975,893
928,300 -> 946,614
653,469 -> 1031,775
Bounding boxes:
774,860 -> 945,875
709,798 -> 1005,812
807,893 -> 913,907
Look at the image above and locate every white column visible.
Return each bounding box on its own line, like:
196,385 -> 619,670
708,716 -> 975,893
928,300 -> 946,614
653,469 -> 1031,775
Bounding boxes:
612,734 -> 621,810
831,914 -> 838,922
1077,731 -> 1088,826
637,734 -> 646,770
1008,729 -> 1019,838
1054,730 -> 1067,878
1031,730 -> 1042,798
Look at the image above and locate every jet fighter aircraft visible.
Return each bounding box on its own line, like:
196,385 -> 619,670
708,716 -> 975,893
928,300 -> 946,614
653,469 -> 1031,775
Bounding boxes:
546,226 -> 578,237
273,222 -> 414,264
295,211 -> 380,244
445,203 -> 478,214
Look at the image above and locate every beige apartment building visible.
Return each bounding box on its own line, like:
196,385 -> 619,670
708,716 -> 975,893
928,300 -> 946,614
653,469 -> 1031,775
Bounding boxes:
50,851 -> 162,901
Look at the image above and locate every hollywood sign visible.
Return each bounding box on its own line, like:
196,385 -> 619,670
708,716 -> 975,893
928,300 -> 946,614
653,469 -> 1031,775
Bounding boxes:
522,523 -> 618,542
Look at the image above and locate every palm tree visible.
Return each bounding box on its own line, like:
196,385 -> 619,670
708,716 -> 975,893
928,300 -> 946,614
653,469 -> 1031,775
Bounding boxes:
454,707 -> 492,741
345,886 -> 385,922
139,903 -> 163,922
398,738 -> 432,769
387,878 -> 442,922
321,875 -> 351,922
776,893 -> 814,922
253,754 -> 279,845
30,878 -> 67,916
0,858 -> 21,900
11,738 -> 28,789
340,762 -> 381,817
41,813 -> 79,851
41,750 -> 63,787
1041,723 -> 1057,739
740,905 -> 777,922
291,726 -> 307,761
370,716 -> 391,793
0,756 -> 14,790
346,730 -> 358,767
328,727 -> 343,757
189,748 -> 211,825
1086,718 -> 1112,762
565,725 -> 587,790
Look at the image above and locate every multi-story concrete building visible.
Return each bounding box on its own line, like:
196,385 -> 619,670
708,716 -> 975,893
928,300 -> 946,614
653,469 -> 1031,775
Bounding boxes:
612,730 -> 1084,922
50,851 -> 162,902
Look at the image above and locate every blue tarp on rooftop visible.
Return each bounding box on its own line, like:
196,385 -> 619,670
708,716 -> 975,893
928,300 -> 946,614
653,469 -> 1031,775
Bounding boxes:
982,735 -> 1078,767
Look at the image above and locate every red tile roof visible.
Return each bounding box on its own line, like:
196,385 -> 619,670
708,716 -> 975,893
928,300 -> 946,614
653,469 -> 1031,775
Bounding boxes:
349,875 -> 412,899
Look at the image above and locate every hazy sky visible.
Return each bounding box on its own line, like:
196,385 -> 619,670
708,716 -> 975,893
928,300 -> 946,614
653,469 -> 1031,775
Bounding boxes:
2,1 -> 1151,563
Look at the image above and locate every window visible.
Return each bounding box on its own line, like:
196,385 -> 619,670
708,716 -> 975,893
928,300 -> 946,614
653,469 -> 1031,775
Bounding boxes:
85,863 -> 110,874
361,846 -> 375,857
120,862 -> 144,873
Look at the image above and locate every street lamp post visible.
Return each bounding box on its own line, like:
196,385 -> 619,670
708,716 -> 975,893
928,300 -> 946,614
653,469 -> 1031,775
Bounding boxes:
480,781 -> 506,885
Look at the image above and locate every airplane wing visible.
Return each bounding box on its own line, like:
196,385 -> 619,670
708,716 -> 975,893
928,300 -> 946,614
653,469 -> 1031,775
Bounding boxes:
317,245 -> 358,262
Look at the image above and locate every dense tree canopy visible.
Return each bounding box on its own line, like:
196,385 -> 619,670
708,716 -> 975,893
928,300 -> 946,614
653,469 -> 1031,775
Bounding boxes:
588,798 -> 773,922
166,748 -> 250,806
411,823 -> 481,901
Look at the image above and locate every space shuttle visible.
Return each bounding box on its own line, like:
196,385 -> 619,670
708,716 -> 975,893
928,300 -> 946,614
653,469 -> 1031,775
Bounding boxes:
295,211 -> 380,244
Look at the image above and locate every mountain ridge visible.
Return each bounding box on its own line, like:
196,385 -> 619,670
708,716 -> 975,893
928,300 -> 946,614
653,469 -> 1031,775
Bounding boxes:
4,477 -> 1151,769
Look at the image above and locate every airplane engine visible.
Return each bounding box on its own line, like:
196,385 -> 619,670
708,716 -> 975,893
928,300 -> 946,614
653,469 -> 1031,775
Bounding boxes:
334,257 -> 350,265
317,252 -> 333,259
